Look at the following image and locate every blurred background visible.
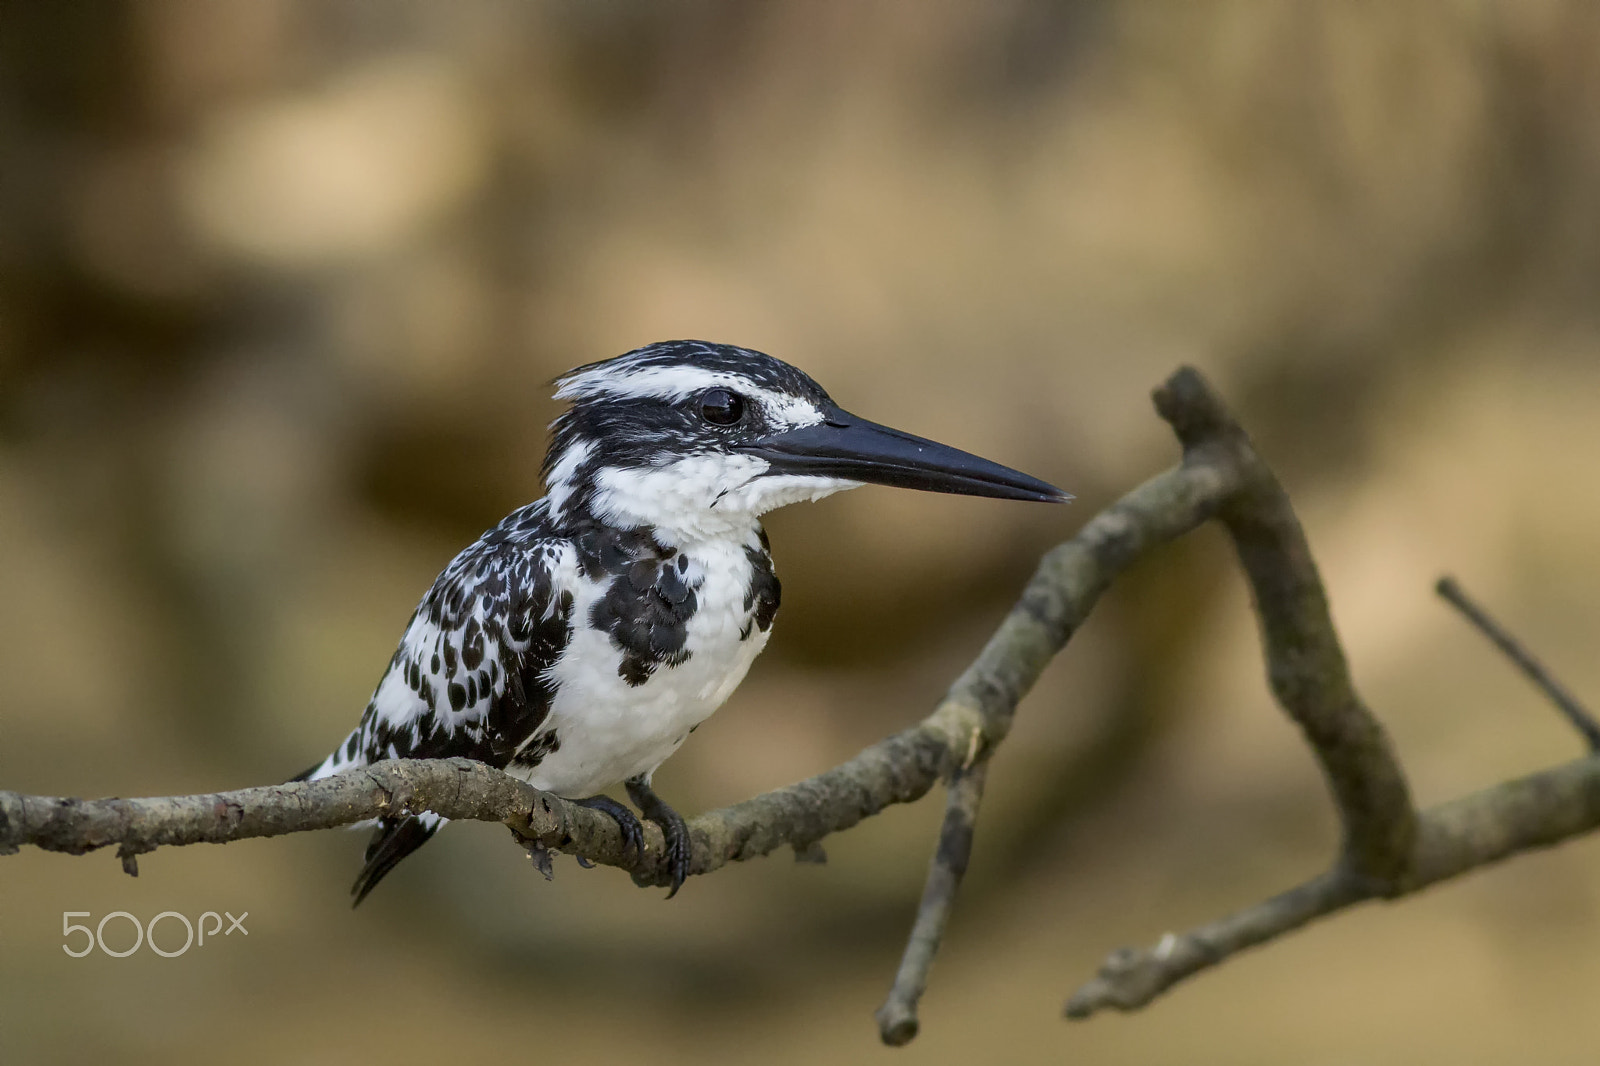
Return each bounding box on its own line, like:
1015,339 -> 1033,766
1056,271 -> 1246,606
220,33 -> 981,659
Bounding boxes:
4,1 -> 1600,1062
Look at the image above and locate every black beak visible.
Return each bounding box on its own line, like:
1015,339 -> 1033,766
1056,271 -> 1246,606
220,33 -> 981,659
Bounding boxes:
738,407 -> 1070,504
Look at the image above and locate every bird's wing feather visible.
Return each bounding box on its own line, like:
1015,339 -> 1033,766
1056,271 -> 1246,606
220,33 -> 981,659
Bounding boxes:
312,502 -> 581,905
308,502 -> 580,782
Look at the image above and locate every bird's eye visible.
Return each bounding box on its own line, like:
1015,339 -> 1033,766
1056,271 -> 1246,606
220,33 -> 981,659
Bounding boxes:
697,388 -> 745,426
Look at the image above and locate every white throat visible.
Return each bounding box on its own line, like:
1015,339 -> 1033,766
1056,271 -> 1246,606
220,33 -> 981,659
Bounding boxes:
589,455 -> 860,542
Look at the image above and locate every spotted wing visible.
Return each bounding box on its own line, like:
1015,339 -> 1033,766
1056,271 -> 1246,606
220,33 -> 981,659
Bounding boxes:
301,504 -> 580,903
359,546 -> 576,771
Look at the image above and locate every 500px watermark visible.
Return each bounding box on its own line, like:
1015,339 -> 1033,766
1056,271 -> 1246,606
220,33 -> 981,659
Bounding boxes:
61,910 -> 248,958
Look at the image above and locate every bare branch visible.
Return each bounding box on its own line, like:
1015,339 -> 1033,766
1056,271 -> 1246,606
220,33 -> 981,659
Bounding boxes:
1062,378 -> 1600,1022
876,761 -> 989,1046
1435,575 -> 1600,751
0,758 -> 639,871
1065,869 -> 1368,1018
1065,752 -> 1600,1017
1155,370 -> 1417,882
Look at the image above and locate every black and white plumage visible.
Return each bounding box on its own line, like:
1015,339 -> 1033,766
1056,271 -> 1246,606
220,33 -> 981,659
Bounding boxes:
297,341 -> 1067,904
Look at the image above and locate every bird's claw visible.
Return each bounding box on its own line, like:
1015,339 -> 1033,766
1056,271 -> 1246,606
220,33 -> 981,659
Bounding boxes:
572,795 -> 645,861
654,810 -> 691,899
625,777 -> 692,898
580,783 -> 691,896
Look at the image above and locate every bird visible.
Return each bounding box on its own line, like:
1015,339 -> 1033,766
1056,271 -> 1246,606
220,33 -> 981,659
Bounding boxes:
295,340 -> 1069,905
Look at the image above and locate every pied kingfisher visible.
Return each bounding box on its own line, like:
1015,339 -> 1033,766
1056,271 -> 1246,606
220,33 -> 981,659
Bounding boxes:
297,341 -> 1068,904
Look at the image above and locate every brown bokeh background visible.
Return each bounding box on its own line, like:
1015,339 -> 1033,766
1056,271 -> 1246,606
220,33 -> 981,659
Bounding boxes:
5,2 -> 1600,1062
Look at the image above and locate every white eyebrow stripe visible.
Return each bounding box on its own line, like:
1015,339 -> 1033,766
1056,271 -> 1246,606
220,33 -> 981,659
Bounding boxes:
555,365 -> 746,402
555,364 -> 827,430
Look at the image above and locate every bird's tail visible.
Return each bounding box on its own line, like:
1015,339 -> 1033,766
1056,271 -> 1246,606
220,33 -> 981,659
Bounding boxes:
289,727 -> 445,906
351,814 -> 441,907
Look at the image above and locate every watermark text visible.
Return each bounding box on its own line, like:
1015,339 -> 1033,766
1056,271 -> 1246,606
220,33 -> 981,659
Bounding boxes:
62,910 -> 248,958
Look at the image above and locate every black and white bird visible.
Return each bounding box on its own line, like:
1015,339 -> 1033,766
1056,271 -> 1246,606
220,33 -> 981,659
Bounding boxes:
297,341 -> 1067,904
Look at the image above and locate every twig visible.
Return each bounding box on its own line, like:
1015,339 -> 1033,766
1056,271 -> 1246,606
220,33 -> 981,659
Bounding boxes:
1061,380 -> 1600,1021
1156,370 -> 1417,883
1435,575 -> 1600,751
0,759 -> 639,870
876,760 -> 989,1047
1064,750 -> 1600,1017
1059,368 -> 1422,1018
1065,868 -> 1369,1018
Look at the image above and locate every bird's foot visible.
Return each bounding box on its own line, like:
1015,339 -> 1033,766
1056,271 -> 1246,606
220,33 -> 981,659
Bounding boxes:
625,776 -> 692,898
572,794 -> 645,861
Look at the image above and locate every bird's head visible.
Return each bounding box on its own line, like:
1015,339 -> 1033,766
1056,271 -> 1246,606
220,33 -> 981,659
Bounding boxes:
544,340 -> 1068,542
